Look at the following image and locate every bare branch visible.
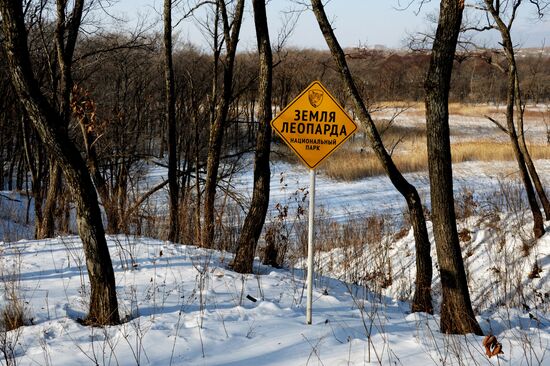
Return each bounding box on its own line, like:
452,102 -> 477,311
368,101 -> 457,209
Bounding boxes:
74,37 -> 154,63
395,0 -> 434,15
123,179 -> 170,220
274,5 -> 300,52
485,115 -> 510,134
528,0 -> 550,17
0,193 -> 22,203
173,0 -> 215,28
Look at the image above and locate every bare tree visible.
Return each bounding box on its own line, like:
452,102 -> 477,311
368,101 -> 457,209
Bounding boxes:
480,0 -> 548,235
310,0 -> 434,313
231,0 -> 273,273
27,0 -> 65,239
202,0 -> 245,247
164,0 -> 179,242
0,0 -> 120,325
424,0 -> 482,334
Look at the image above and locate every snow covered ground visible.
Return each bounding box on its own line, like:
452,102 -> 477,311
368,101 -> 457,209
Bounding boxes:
0,227 -> 548,365
2,157 -> 550,365
235,159 -> 550,228
1,107 -> 550,365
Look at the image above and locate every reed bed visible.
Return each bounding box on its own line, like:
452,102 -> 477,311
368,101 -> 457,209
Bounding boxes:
322,140 -> 550,180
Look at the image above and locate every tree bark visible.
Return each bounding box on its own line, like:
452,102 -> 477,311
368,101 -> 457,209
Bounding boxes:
231,0 -> 273,273
518,112 -> 550,221
515,73 -> 550,222
202,0 -> 245,247
164,0 -> 180,242
38,161 -> 61,239
513,51 -> 550,220
33,0 -> 86,239
311,0 -> 433,313
424,0 -> 482,334
0,0 -> 120,325
483,0 -> 545,238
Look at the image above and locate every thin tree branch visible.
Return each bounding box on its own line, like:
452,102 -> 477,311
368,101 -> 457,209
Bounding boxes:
485,115 -> 510,134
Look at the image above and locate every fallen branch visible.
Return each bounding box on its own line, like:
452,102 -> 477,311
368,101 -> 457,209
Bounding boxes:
0,193 -> 21,202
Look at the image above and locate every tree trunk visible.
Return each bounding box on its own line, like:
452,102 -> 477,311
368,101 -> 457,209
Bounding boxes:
311,0 -> 433,313
38,161 -> 61,239
516,76 -> 549,223
202,0 -> 245,247
424,0 -> 482,334
22,116 -> 45,239
164,0 -> 179,243
514,72 -> 550,220
520,139 -> 550,220
504,67 -> 545,238
194,114 -> 203,245
0,0 -> 120,325
483,0 -> 545,238
231,0 -> 273,273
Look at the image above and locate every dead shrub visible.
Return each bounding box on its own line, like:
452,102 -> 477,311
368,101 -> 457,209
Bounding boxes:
260,180 -> 308,268
177,192 -> 201,246
0,259 -> 29,366
455,188 -> 478,220
1,257 -> 28,332
521,238 -> 537,257
458,228 -> 472,243
260,213 -> 290,268
1,300 -> 25,333
527,261 -> 543,280
392,226 -> 410,241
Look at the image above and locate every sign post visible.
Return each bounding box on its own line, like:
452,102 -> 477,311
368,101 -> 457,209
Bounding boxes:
306,169 -> 315,324
270,80 -> 357,324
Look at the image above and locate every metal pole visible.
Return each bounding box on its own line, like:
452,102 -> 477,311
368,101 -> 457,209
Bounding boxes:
306,169 -> 315,325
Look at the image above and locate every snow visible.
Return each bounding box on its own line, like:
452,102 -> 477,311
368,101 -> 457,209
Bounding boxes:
2,110 -> 550,364
0,192 -> 33,242
2,173 -> 550,365
1,228 -> 549,365
233,159 -> 550,229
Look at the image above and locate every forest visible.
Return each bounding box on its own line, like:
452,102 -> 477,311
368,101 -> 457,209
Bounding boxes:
2,14 -> 548,240
1,0 -> 550,365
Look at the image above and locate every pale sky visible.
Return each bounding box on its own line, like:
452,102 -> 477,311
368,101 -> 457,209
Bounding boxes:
109,0 -> 549,50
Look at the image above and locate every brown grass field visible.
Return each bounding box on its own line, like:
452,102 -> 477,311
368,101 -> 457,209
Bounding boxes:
321,140 -> 550,180
376,102 -> 548,119
274,104 -> 550,181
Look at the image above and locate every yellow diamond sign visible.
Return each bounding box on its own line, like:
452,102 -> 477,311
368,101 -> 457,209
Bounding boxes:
271,80 -> 358,170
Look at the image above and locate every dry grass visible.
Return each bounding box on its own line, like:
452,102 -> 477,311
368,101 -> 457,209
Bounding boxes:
448,103 -> 502,116
370,101 -> 423,110
453,141 -> 550,162
322,141 -> 550,181
379,102 -> 499,116
374,121 -> 426,143
373,102 -> 548,120
448,103 -> 548,119
1,301 -> 25,332
272,102 -> 550,180
322,149 -> 425,181
0,268 -> 27,332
